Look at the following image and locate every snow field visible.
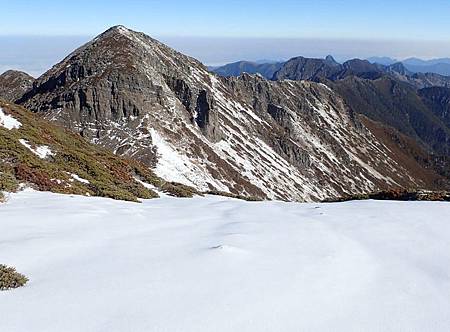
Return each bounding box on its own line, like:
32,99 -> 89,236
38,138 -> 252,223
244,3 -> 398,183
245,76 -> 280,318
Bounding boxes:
1,190 -> 449,331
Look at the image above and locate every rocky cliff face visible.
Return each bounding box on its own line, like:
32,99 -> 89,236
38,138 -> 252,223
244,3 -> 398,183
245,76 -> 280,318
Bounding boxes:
0,70 -> 34,102
17,26 -> 443,201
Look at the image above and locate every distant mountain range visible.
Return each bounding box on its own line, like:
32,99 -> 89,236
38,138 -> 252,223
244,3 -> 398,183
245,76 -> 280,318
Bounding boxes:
215,56 -> 450,77
210,61 -> 283,79
213,56 -> 450,89
366,57 -> 450,76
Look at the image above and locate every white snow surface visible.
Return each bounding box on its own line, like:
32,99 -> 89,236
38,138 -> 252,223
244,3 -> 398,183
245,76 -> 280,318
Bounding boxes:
149,128 -> 198,187
149,128 -> 228,191
0,107 -> 22,130
1,190 -> 450,332
18,139 -> 55,159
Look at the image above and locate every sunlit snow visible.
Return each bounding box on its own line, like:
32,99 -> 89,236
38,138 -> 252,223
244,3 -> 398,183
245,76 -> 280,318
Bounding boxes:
69,173 -> 90,184
18,139 -> 54,159
1,190 -> 449,331
0,108 -> 22,130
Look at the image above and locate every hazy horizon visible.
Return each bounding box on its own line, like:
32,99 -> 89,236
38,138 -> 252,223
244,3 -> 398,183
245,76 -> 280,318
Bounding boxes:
1,1 -> 450,76
2,33 -> 450,78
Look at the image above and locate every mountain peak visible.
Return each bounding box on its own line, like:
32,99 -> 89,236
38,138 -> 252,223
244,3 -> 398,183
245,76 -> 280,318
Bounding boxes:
325,55 -> 339,65
0,70 -> 34,102
94,25 -> 137,42
388,62 -> 410,75
104,25 -> 133,35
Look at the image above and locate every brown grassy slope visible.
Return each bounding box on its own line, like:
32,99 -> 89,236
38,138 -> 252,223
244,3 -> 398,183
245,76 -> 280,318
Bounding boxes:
361,115 -> 449,190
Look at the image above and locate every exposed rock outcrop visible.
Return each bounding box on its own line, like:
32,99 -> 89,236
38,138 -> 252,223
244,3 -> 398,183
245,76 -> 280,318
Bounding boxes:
0,70 -> 34,102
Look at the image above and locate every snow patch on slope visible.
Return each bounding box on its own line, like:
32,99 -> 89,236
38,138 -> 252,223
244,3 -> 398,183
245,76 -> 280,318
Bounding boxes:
18,139 -> 54,159
0,108 -> 21,130
149,128 -> 228,192
69,173 -> 90,184
150,128 -> 199,187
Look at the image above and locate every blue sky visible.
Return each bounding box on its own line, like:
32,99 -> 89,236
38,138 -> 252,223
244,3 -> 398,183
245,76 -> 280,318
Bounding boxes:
1,0 -> 450,40
1,0 -> 450,76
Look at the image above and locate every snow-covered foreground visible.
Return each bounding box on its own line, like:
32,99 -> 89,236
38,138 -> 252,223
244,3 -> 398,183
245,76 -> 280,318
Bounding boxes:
1,190 -> 450,332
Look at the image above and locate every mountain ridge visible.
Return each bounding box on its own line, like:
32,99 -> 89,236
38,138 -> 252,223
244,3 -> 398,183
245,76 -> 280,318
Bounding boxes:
214,56 -> 450,87
9,26 -> 450,200
368,57 -> 450,76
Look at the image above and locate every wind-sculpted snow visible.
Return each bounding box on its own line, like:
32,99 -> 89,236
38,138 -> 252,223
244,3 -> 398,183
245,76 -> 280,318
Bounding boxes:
19,26 -> 432,201
1,190 -> 450,331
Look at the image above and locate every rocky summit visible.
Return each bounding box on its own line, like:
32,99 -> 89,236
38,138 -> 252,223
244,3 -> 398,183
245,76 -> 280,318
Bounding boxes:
0,70 -> 34,102
16,26 -> 447,201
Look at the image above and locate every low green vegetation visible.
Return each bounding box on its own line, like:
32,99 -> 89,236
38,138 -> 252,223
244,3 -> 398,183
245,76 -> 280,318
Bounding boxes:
0,264 -> 29,291
323,189 -> 450,202
0,165 -> 19,192
162,182 -> 200,198
205,190 -> 263,202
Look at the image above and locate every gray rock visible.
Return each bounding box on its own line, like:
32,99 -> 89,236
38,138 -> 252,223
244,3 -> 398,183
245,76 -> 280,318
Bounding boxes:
0,70 -> 34,102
